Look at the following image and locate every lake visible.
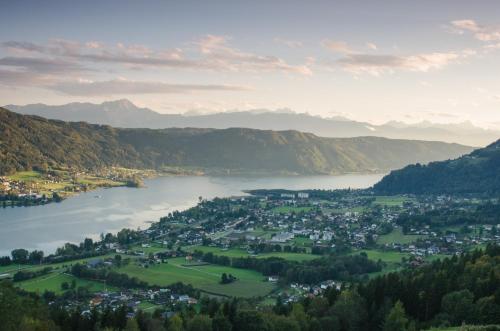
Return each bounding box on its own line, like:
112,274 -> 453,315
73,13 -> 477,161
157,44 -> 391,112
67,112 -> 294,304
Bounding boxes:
0,174 -> 384,256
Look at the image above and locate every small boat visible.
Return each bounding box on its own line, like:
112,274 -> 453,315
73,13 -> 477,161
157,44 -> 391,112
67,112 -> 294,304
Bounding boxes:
94,195 -> 102,199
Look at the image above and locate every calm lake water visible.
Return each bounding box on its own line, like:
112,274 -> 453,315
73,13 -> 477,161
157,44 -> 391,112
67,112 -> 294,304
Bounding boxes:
0,174 -> 384,256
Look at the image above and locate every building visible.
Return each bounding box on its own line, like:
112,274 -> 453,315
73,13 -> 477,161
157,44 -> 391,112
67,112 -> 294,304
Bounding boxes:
297,192 -> 309,199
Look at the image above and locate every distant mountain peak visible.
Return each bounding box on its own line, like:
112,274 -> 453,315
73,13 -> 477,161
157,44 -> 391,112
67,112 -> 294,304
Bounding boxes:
4,100 -> 500,146
101,99 -> 140,111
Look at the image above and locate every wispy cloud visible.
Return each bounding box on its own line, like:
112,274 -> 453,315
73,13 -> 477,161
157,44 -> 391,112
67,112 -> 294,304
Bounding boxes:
2,36 -> 312,75
0,56 -> 86,74
321,39 -> 353,54
274,38 -> 303,48
337,52 -> 460,75
322,39 -> 463,75
196,35 -> 312,75
49,78 -> 251,96
451,19 -> 500,42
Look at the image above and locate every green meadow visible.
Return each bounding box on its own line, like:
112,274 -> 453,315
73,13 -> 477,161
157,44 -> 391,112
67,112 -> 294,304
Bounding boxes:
377,227 -> 427,245
115,257 -> 275,298
17,272 -> 115,294
373,195 -> 415,207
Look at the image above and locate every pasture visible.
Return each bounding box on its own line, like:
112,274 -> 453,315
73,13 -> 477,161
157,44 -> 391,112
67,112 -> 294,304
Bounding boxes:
116,257 -> 275,298
17,272 -> 114,294
377,227 -> 427,245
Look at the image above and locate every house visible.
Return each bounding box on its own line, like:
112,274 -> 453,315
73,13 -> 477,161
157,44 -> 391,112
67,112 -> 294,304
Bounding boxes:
270,232 -> 294,243
297,192 -> 309,199
268,276 -> 279,282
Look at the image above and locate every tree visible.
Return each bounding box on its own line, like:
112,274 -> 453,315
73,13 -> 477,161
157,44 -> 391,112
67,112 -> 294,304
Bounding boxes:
167,315 -> 184,331
83,238 -> 94,251
212,310 -> 232,331
290,304 -> 309,331
187,315 -> 212,331
28,250 -> 44,264
221,273 -> 228,284
234,310 -> 269,331
114,254 -> 122,267
307,297 -> 329,318
383,301 -> 409,331
125,319 -> 140,331
11,249 -> 29,264
332,289 -> 367,331
268,314 -> 300,331
441,290 -> 475,325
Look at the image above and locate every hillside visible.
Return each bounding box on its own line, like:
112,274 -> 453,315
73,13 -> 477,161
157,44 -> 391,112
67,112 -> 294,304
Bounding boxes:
0,107 -> 474,175
374,139 -> 500,194
6,100 -> 499,146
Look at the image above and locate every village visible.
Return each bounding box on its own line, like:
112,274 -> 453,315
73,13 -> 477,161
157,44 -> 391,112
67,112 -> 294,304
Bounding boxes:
2,188 -> 500,316
0,168 -> 149,206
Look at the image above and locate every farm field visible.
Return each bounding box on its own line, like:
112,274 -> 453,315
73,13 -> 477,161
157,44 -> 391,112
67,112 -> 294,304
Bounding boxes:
349,249 -> 410,263
271,205 -> 314,213
290,237 -> 314,248
373,195 -> 415,207
115,257 -> 274,298
377,227 -> 427,245
187,246 -> 318,261
17,272 -> 115,294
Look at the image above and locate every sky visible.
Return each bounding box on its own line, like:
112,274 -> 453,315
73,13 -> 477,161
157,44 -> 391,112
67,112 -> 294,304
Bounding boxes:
1,0 -> 500,127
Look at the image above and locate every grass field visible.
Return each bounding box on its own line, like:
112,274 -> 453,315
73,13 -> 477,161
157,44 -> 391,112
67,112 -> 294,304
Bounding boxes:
377,227 -> 427,245
5,254 -> 118,276
373,195 -> 415,207
116,257 -> 275,297
137,301 -> 164,311
17,272 -> 115,294
350,249 -> 410,263
8,171 -> 42,182
129,243 -> 167,254
291,237 -> 314,248
186,246 -> 318,262
271,206 -> 314,213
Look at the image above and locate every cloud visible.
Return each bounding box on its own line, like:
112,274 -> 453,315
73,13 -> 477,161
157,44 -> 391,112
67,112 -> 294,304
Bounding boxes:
2,36 -> 312,75
0,56 -> 86,74
196,35 -> 312,75
274,38 -> 303,48
451,19 -> 500,42
321,39 -> 463,75
336,52 -> 460,75
48,78 -> 251,96
0,69 -> 55,87
321,39 -> 353,54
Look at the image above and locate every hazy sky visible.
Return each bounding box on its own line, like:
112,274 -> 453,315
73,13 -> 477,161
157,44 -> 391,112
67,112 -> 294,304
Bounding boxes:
1,0 -> 500,127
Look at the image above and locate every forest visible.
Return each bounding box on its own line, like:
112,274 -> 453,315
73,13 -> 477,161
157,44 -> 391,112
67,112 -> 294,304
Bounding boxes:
1,245 -> 500,331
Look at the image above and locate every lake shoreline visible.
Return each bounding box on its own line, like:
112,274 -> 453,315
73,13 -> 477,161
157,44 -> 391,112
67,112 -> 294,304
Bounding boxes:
0,174 -> 385,256
1,169 -> 387,209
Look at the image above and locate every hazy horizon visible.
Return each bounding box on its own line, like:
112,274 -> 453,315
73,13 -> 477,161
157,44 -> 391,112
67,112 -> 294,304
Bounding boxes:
2,0 -> 500,128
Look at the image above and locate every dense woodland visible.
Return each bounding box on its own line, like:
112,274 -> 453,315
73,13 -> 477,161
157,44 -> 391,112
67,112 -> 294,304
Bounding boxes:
1,245 -> 500,331
374,140 -> 500,194
0,107 -> 472,176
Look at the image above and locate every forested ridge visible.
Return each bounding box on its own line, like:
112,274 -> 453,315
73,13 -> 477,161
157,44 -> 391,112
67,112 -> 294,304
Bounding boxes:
0,107 -> 473,176
374,139 -> 500,194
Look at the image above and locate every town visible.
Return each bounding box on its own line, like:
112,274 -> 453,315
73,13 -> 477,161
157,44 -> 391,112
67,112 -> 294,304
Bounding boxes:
1,187 -> 499,319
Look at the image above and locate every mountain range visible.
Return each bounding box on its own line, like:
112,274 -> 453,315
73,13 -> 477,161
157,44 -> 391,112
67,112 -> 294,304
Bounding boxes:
0,107 -> 474,176
5,100 -> 498,147
374,139 -> 500,194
